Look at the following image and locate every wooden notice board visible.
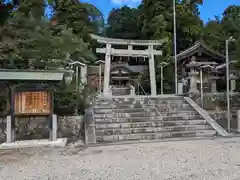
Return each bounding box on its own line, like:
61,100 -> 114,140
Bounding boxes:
14,91 -> 51,115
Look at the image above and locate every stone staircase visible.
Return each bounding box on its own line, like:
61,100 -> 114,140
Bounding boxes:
88,96 -> 219,143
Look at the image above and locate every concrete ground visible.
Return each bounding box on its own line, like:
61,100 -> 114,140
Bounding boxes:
0,138 -> 240,180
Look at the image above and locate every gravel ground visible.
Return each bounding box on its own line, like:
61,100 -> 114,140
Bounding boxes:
0,138 -> 240,180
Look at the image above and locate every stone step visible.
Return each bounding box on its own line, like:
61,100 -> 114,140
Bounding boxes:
94,115 -> 204,123
94,100 -> 142,105
163,115 -> 203,120
143,103 -> 191,107
144,100 -> 185,104
93,112 -> 157,118
93,109 -> 199,116
161,111 -> 199,116
93,108 -> 146,113
96,130 -> 217,143
95,98 -> 185,104
94,103 -> 191,109
96,119 -> 209,128
93,113 -> 202,119
95,100 -> 186,106
94,104 -> 143,109
96,125 -> 213,136
96,121 -> 162,129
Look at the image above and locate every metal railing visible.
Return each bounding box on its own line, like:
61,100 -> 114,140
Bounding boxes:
139,84 -> 163,122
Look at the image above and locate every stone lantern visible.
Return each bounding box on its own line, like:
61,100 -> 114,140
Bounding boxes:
187,56 -> 199,94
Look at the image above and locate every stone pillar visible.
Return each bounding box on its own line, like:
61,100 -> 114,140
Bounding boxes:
230,73 -> 236,92
103,43 -> 111,96
128,45 -> 133,51
148,45 -> 157,95
237,110 -> 240,133
52,114 -> 58,141
211,80 -> 217,93
209,76 -> 219,93
178,83 -> 183,95
80,65 -> 87,85
130,85 -> 135,96
6,116 -> 12,143
189,68 -> 199,93
85,107 -> 96,144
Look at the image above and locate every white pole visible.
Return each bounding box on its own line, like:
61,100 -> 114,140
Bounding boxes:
200,68 -> 203,108
76,66 -> 79,92
226,40 -> 231,133
75,66 -> 79,115
161,66 -> 163,95
99,63 -> 102,95
173,0 -> 178,94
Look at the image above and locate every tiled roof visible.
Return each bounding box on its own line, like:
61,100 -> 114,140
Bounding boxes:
176,41 -> 225,61
0,69 -> 66,81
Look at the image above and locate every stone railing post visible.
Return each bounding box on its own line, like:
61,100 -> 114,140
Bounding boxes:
6,116 -> 13,143
237,110 -> 240,133
52,114 -> 58,141
130,85 -> 135,96
230,73 -> 236,92
108,85 -> 113,96
84,107 -> 96,144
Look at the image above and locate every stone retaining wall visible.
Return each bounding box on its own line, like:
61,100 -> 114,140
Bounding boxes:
209,111 -> 239,133
0,117 -> 6,143
0,116 -> 84,144
58,116 -> 84,142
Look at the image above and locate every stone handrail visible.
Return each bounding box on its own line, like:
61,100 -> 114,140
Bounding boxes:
184,97 -> 229,137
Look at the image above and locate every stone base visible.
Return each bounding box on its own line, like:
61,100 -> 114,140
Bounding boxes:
0,138 -> 67,150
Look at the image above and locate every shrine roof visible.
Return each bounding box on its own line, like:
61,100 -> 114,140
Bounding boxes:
176,41 -> 225,61
215,60 -> 237,70
0,69 -> 69,81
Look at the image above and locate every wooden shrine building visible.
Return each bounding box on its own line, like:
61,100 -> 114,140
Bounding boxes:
0,69 -> 73,143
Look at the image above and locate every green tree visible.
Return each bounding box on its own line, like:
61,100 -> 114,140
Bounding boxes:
53,0 -> 103,39
139,0 -> 203,93
203,17 -> 227,53
106,6 -> 142,39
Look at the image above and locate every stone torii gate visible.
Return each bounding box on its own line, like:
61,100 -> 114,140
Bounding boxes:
90,34 -> 165,96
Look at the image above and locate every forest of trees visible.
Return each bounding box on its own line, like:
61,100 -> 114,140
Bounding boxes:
0,0 -> 240,114
104,1 -> 240,92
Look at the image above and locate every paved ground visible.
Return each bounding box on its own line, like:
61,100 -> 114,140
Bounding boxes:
0,138 -> 240,180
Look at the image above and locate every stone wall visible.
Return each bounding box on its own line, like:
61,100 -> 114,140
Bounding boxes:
209,110 -> 239,133
0,115 -> 84,144
0,117 -> 6,143
58,116 -> 84,142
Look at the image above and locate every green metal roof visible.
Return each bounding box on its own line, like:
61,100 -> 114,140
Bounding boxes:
0,69 -> 65,81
